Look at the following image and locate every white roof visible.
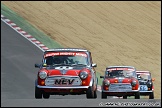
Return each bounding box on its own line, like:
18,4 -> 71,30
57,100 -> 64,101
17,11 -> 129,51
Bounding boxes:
45,48 -> 88,52
107,66 -> 135,69
136,71 -> 150,73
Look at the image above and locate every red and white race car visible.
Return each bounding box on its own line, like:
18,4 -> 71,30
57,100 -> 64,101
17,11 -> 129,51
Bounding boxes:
100,66 -> 140,99
136,71 -> 155,99
35,48 -> 98,99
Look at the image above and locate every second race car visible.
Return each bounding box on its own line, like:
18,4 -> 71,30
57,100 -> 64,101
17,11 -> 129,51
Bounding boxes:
100,66 -> 140,99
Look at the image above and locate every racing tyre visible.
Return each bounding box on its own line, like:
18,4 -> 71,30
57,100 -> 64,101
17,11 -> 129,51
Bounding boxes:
43,92 -> 50,99
101,91 -> 107,99
123,96 -> 127,99
149,92 -> 154,99
135,92 -> 140,99
86,86 -> 94,99
35,86 -> 42,99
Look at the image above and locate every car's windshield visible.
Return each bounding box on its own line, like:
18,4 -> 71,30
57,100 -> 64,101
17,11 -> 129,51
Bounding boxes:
137,73 -> 150,80
43,52 -> 88,66
106,69 -> 135,78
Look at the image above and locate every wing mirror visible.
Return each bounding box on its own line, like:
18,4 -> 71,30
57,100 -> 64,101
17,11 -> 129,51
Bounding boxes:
35,64 -> 40,68
137,77 -> 141,80
137,75 -> 141,80
100,76 -> 104,78
92,63 -> 97,67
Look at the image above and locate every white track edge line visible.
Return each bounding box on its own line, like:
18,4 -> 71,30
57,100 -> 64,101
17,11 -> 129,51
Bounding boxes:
1,18 -> 44,52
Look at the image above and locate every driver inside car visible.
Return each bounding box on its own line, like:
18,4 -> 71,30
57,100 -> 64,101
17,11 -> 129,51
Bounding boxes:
53,57 -> 62,64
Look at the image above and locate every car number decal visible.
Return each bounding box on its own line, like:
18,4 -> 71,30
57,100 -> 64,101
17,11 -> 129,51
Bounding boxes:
140,85 -> 148,91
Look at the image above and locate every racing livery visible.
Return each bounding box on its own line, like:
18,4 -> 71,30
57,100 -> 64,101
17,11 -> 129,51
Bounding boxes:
100,66 -> 140,99
35,48 -> 98,99
136,71 -> 155,99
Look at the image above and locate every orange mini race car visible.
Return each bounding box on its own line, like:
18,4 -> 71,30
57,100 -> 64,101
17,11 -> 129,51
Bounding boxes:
35,48 -> 98,99
100,66 -> 140,99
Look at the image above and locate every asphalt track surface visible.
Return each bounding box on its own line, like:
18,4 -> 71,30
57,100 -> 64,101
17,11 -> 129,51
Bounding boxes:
1,20 -> 105,107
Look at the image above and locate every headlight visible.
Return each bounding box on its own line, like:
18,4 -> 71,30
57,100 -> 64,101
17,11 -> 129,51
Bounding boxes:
147,82 -> 152,87
39,71 -> 47,79
104,80 -> 110,86
79,71 -> 88,79
131,80 -> 137,86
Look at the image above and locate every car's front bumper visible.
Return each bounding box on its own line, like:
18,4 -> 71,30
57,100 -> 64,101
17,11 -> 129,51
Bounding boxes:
139,90 -> 154,96
102,90 -> 139,92
102,90 -> 139,96
37,85 -> 90,94
139,90 -> 154,93
37,85 -> 89,89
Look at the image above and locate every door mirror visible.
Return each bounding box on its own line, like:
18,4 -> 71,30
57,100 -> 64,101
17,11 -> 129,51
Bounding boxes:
35,64 -> 40,68
92,63 -> 97,67
100,76 -> 104,78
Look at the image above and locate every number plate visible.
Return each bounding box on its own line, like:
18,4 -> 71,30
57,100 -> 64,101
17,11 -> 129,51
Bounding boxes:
140,85 -> 148,91
45,76 -> 82,86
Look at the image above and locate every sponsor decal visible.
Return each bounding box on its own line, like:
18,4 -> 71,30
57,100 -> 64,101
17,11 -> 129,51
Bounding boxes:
44,52 -> 87,57
107,68 -> 135,71
55,66 -> 73,70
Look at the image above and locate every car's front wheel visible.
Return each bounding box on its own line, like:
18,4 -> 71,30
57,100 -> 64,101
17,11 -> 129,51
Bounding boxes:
123,95 -> 127,99
149,92 -> 154,99
101,91 -> 107,99
135,92 -> 140,99
86,86 -> 94,99
35,86 -> 42,99
43,92 -> 50,99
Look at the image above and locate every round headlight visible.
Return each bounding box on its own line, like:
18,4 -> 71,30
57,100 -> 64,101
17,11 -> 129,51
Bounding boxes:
147,82 -> 152,87
131,80 -> 137,86
79,71 -> 88,79
39,71 -> 47,79
104,80 -> 110,86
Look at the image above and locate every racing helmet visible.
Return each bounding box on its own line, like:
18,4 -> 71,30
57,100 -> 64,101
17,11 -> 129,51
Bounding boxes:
46,56 -> 53,65
118,71 -> 124,76
53,57 -> 62,64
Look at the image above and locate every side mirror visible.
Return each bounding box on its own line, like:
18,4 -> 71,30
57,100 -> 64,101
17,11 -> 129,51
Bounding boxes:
137,75 -> 141,80
100,76 -> 104,78
92,63 -> 97,67
152,78 -> 155,81
35,64 -> 40,68
137,77 -> 141,80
